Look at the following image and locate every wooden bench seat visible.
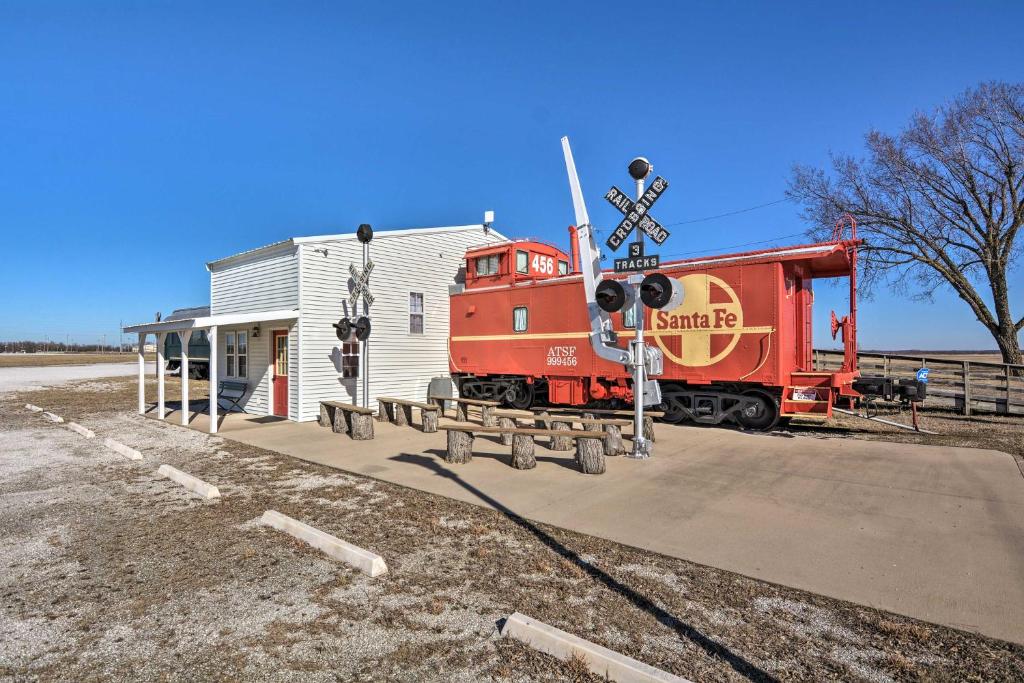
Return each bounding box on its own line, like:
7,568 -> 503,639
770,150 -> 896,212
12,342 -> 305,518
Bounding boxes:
439,423 -> 607,474
539,407 -> 660,442
492,409 -> 630,455
376,396 -> 441,432
428,395 -> 501,424
318,400 -> 374,440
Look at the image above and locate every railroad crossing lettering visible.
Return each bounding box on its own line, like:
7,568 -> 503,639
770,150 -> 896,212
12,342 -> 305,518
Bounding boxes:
349,261 -> 375,310
613,240 -> 660,273
604,175 -> 671,250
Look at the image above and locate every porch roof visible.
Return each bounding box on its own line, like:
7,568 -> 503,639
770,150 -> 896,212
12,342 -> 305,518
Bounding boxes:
122,308 -> 299,335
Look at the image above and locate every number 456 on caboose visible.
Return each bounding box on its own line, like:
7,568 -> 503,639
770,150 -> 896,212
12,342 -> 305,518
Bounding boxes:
448,226 -> 925,430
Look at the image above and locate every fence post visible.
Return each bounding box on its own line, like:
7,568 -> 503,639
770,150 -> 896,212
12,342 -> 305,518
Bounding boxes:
814,349 -> 819,371
884,355 -> 890,377
962,360 -> 972,416
1006,365 -> 1013,415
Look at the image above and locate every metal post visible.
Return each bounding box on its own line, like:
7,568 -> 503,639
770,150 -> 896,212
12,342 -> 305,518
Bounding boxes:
362,240 -> 370,409
627,176 -> 650,459
208,326 -> 218,433
962,360 -> 971,416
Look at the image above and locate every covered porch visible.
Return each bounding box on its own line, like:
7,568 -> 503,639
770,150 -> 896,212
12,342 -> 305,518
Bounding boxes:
123,309 -> 299,434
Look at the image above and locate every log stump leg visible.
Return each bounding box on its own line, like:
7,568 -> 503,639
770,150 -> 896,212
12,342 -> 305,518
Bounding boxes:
446,430 -> 473,464
643,416 -> 655,442
332,408 -> 349,435
319,403 -> 331,428
481,406 -> 496,427
349,412 -> 374,440
498,417 -> 516,446
576,436 -> 606,474
392,403 -> 409,426
510,433 -> 537,470
603,423 -> 625,456
376,402 -> 390,422
421,409 -> 439,433
456,402 -> 468,422
549,420 -> 573,451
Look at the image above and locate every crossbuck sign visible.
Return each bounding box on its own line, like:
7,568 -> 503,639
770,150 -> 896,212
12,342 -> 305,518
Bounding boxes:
604,175 -> 671,250
349,261 -> 375,310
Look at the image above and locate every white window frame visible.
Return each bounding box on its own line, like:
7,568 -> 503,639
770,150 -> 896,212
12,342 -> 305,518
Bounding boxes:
515,250 -> 529,274
622,307 -> 636,329
513,306 -> 528,333
225,329 -> 248,379
475,254 -> 500,277
409,292 -> 425,334
558,260 -> 569,276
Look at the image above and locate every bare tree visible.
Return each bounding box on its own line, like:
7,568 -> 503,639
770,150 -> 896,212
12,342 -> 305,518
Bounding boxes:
788,82 -> 1023,364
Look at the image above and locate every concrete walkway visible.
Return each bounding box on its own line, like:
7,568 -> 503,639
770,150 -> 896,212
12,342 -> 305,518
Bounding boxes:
160,408 -> 1024,644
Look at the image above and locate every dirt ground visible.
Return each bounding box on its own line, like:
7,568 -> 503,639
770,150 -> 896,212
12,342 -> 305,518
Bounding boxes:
1,376 -> 1023,682
0,353 -> 155,368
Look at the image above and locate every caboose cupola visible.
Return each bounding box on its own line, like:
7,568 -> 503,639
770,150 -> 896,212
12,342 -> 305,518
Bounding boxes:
464,239 -> 571,289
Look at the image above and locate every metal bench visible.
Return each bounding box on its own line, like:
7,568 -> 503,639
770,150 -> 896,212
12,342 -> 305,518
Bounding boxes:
376,396 -> 441,432
439,423 -> 608,474
217,380 -> 248,413
319,400 -> 375,440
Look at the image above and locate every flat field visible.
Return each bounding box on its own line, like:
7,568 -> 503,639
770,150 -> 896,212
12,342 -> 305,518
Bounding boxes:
1,375 -> 1021,681
0,353 -> 154,368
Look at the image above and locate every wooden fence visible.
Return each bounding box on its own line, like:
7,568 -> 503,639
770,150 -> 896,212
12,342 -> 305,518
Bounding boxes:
813,349 -> 1024,416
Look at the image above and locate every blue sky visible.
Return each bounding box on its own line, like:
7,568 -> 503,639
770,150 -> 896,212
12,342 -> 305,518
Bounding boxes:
1,1 -> 1021,350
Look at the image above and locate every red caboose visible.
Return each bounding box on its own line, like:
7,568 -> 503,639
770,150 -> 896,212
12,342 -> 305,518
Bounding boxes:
449,233 -> 864,429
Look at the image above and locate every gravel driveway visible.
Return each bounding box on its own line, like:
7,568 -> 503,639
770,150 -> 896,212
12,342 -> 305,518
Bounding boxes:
0,362 -> 155,395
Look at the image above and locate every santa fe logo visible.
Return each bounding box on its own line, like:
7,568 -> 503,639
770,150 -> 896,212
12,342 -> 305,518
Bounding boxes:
649,274 -> 774,367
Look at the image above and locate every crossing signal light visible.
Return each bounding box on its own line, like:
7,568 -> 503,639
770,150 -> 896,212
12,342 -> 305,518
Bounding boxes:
640,273 -> 685,310
354,316 -> 372,341
333,318 -> 352,341
595,279 -> 635,313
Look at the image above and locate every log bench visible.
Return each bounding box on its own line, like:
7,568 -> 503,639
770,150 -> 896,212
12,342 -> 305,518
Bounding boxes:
428,395 -> 500,425
542,407 -> 662,442
376,396 -> 440,433
439,424 -> 608,474
318,401 -> 375,440
492,409 -> 630,456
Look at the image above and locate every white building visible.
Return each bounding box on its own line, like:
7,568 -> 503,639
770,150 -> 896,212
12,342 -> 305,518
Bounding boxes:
123,223 -> 505,432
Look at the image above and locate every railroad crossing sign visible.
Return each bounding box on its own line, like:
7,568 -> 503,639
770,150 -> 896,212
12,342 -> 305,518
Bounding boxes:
604,175 -> 671,250
349,261 -> 375,310
613,241 -> 660,273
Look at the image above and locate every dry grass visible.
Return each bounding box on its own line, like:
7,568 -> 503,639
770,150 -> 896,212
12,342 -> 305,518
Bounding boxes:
0,352 -> 155,368
2,376 -> 1023,681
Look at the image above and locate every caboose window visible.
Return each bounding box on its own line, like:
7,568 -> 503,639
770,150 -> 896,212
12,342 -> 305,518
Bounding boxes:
623,307 -> 636,329
558,260 -> 568,275
513,306 -> 528,332
515,250 -> 528,274
475,254 -> 500,276
409,292 -> 424,334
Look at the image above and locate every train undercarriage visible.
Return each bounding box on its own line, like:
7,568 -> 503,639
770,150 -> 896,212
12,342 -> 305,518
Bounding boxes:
453,374 -> 783,431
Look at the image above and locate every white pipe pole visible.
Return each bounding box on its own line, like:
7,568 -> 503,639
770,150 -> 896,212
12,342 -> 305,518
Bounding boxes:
179,329 -> 192,426
137,333 -> 146,415
157,332 -> 166,419
628,176 -> 650,459
208,326 -> 218,434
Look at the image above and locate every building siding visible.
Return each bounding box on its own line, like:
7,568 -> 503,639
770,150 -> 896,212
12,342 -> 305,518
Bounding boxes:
210,246 -> 298,315
296,226 -> 504,421
211,320 -> 295,417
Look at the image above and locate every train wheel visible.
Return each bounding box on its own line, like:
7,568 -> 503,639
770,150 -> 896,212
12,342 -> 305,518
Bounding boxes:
658,384 -> 687,424
505,382 -> 535,410
735,390 -> 780,431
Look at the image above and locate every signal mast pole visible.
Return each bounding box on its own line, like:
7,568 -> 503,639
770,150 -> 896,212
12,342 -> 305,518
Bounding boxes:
628,161 -> 651,459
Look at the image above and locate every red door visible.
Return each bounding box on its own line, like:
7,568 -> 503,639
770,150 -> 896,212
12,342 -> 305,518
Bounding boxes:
272,331 -> 289,417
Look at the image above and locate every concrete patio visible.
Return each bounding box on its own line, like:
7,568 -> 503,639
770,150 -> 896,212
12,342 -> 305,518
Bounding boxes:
150,404 -> 1024,644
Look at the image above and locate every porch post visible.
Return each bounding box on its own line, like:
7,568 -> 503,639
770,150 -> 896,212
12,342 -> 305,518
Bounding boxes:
208,326 -> 218,434
156,332 -> 167,419
179,329 -> 192,426
137,333 -> 147,415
